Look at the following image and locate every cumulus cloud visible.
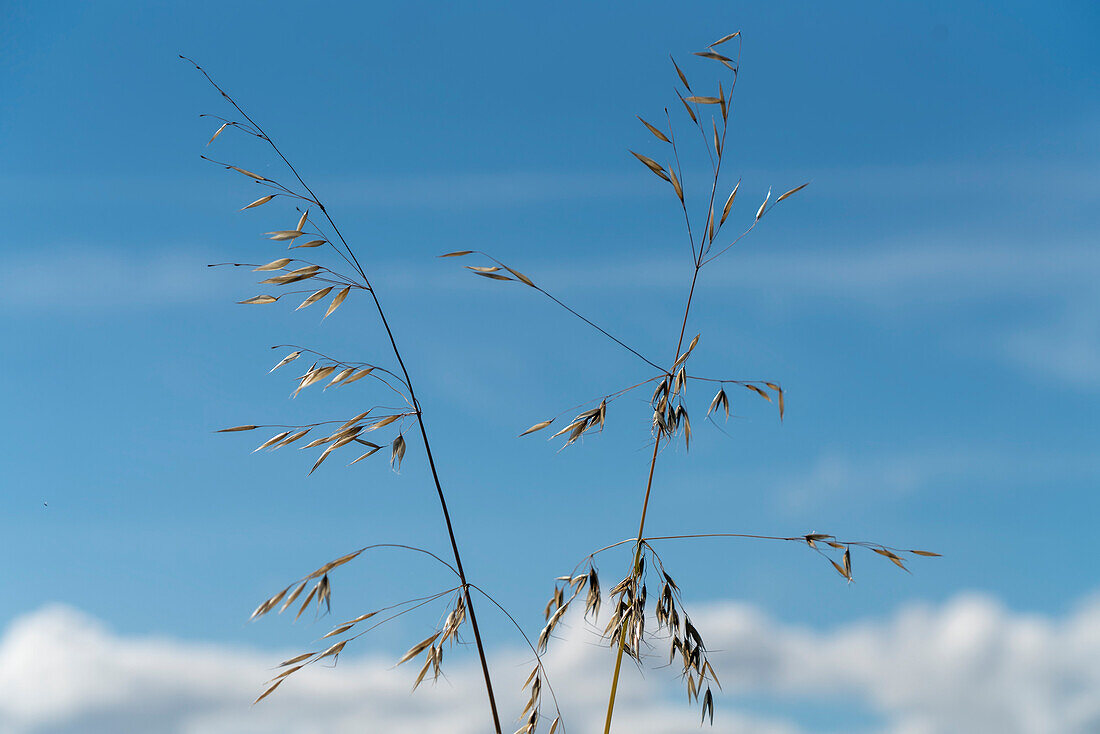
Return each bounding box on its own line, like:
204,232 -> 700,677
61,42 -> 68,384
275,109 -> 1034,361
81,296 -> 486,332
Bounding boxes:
1,592 -> 1098,734
694,594 -> 1100,734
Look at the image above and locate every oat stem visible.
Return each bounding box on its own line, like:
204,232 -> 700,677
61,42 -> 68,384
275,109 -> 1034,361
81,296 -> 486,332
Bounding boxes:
603,261 -> 701,734
604,41 -> 728,728
185,57 -> 503,734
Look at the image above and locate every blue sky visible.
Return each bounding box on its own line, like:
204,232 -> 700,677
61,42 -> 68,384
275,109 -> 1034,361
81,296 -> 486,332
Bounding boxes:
1,2 -> 1098,732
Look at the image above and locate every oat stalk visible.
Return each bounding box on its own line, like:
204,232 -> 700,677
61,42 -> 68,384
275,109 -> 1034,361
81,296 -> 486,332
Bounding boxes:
184,57 -> 504,733
452,33 -> 938,732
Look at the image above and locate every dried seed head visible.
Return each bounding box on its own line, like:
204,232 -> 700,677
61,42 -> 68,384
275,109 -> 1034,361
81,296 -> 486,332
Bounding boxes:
390,434 -> 406,471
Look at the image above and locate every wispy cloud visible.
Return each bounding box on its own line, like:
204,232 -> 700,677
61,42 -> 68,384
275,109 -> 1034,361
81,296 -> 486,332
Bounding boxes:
9,229 -> 1098,392
13,235 -> 1097,308
0,170 -> 659,211
2,593 -> 1099,733
497,234 -> 1100,390
5,148 -> 1098,210
773,444 -> 1100,512
325,171 -> 656,209
507,237 -> 1100,303
1003,294 -> 1100,390
312,157 -> 1100,210
1,248 -> 235,311
796,158 -> 1100,204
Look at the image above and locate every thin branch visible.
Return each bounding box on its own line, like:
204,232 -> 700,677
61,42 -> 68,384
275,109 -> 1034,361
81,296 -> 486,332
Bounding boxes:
343,587 -> 462,645
470,584 -> 567,732
462,250 -> 664,372
534,285 -> 665,372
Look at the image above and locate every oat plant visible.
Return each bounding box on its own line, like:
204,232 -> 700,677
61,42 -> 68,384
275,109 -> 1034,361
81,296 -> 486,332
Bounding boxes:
445,33 -> 940,732
182,57 -> 570,734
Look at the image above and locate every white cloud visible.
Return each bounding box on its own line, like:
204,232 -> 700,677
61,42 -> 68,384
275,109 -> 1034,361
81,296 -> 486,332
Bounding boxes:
2,592 -> 1099,734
